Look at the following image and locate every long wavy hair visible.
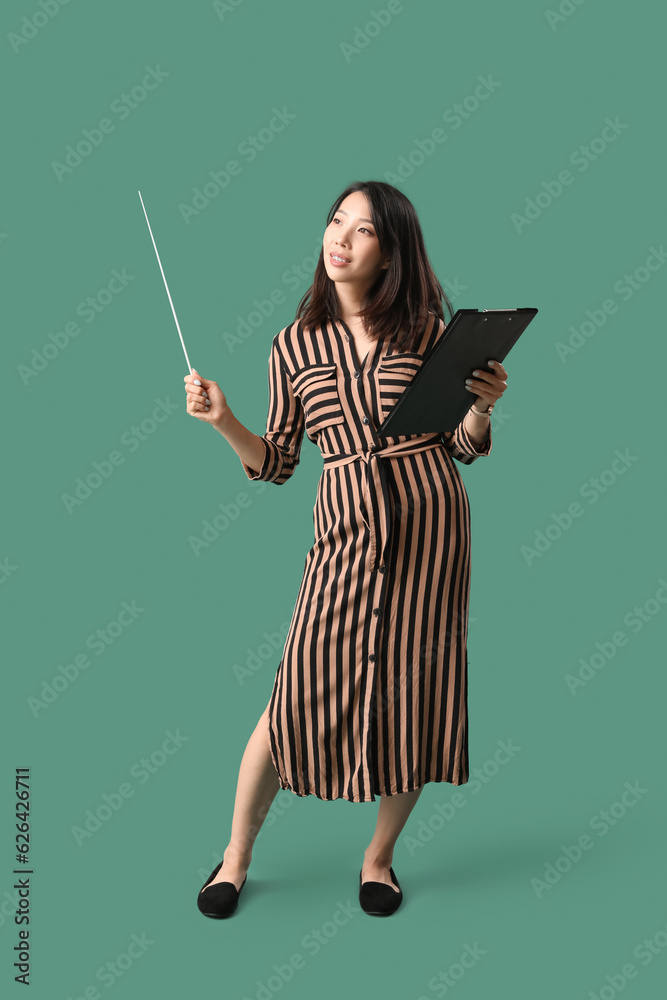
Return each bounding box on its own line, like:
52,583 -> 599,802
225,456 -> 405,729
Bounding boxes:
295,180 -> 454,353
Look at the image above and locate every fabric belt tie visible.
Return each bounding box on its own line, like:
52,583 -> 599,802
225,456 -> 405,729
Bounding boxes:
322,436 -> 445,572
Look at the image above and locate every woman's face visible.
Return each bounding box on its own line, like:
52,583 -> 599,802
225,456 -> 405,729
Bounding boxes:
322,191 -> 390,290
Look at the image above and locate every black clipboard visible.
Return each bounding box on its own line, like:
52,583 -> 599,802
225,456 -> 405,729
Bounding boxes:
377,307 -> 538,436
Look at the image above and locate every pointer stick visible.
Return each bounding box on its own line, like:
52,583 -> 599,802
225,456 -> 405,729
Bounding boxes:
137,190 -> 194,375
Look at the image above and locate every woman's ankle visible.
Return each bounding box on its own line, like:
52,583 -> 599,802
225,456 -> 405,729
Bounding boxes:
363,847 -> 394,869
223,845 -> 252,869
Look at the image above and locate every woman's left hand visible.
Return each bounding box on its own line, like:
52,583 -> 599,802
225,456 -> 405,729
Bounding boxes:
464,360 -> 508,411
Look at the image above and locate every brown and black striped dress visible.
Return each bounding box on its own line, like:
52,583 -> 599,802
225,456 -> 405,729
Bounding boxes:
241,310 -> 492,802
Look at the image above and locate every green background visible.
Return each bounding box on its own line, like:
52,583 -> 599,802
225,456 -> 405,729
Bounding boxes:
2,0 -> 665,997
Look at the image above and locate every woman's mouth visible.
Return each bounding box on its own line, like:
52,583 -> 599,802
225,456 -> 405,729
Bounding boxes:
330,253 -> 351,267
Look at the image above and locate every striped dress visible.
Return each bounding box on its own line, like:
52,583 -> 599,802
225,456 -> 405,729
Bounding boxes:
241,310 -> 492,802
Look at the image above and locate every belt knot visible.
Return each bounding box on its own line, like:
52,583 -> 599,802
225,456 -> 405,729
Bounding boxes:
322,434 -> 443,469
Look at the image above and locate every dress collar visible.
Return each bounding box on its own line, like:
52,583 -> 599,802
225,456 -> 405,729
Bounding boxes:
336,318 -> 380,370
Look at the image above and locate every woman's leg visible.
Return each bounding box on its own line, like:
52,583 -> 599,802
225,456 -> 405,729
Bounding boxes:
361,787 -> 424,890
204,703 -> 281,892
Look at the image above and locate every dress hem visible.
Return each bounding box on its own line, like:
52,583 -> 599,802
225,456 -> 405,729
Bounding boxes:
271,773 -> 470,804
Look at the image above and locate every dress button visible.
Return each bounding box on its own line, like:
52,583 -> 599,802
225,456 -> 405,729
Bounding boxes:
362,416 -> 369,425
378,565 -> 385,573
373,608 -> 381,616
345,335 -> 350,341
369,654 -> 376,662
353,371 -> 360,378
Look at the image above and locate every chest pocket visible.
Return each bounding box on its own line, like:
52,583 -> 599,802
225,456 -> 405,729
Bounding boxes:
291,363 -> 345,435
377,352 -> 424,417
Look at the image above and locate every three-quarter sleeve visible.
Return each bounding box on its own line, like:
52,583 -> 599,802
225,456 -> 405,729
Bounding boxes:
443,414 -> 493,465
240,338 -> 305,485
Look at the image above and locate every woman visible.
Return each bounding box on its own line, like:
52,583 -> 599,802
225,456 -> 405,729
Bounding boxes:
186,180 -> 508,918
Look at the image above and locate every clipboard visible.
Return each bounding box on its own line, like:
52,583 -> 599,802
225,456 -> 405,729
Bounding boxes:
377,307 -> 538,436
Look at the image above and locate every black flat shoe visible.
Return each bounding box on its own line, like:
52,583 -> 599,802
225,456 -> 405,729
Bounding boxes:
359,866 -> 403,916
197,861 -> 247,919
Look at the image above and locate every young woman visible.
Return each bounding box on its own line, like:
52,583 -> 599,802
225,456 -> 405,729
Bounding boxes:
186,180 -> 508,918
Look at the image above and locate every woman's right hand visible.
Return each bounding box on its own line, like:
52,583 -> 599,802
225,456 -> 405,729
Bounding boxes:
184,369 -> 229,428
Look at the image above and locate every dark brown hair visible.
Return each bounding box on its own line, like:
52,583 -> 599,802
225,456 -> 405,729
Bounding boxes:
295,180 -> 454,353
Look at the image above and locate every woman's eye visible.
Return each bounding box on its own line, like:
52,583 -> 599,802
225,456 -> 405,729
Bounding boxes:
332,217 -> 373,235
